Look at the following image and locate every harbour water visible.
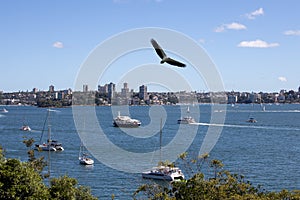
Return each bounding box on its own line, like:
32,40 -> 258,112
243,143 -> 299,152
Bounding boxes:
0,104 -> 299,199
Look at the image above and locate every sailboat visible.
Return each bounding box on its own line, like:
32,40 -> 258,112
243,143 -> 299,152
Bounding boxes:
79,142 -> 94,165
142,119 -> 185,181
35,109 -> 64,151
177,106 -> 196,124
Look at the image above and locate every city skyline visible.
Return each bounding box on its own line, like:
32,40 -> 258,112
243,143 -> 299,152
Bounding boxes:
2,81 -> 300,94
1,1 -> 300,92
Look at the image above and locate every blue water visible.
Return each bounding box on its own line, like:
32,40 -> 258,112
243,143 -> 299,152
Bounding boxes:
0,104 -> 299,199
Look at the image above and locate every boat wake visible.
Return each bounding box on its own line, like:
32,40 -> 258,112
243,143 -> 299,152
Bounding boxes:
191,122 -> 300,131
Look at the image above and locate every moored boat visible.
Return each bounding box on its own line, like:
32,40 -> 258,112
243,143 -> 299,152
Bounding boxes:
79,142 -> 94,165
142,118 -> 184,181
142,165 -> 184,181
35,109 -> 64,152
113,111 -> 141,127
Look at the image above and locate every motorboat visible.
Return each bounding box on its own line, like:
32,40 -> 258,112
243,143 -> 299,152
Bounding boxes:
246,117 -> 257,123
142,118 -> 184,181
20,125 -> 31,131
79,143 -> 94,165
142,165 -> 185,181
177,116 -> 196,124
177,106 -> 195,124
113,111 -> 141,127
35,109 -> 64,152
79,154 -> 94,165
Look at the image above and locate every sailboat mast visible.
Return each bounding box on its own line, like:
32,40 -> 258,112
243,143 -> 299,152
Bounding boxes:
47,109 -> 51,182
159,118 -> 162,164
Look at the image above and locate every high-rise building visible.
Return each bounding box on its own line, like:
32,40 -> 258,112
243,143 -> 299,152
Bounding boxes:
83,84 -> 89,92
139,85 -> 148,100
108,82 -> 115,100
121,82 -> 130,98
98,84 -> 108,94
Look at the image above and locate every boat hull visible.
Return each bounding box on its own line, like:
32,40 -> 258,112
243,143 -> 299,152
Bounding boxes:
113,121 -> 141,128
35,143 -> 64,151
79,157 -> 94,165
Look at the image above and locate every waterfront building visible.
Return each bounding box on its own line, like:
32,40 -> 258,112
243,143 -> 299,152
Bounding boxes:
228,94 -> 237,104
98,84 -> 108,94
108,82 -> 116,103
49,85 -> 55,93
139,85 -> 148,101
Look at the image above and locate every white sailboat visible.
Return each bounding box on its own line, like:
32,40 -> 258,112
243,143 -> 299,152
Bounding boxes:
35,109 -> 64,151
142,119 -> 185,181
79,142 -> 94,165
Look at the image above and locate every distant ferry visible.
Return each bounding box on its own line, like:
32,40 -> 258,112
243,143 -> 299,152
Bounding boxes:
113,112 -> 141,128
177,106 -> 195,124
177,116 -> 196,124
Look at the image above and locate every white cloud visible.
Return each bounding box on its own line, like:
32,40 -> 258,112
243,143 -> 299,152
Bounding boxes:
227,22 -> 247,30
237,39 -> 279,48
278,77 -> 287,82
284,30 -> 300,36
52,41 -> 64,48
246,8 -> 264,19
215,22 -> 246,32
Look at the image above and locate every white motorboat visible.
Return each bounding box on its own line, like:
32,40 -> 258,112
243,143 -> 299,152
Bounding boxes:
20,125 -> 31,131
79,143 -> 94,165
35,109 -> 64,152
142,165 -> 184,181
142,118 -> 184,181
113,111 -> 141,127
177,106 -> 195,124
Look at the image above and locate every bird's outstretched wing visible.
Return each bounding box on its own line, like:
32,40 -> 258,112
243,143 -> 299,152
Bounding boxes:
150,38 -> 167,59
165,58 -> 186,68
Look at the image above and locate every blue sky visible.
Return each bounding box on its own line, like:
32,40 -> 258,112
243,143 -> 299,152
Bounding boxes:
1,0 -> 300,93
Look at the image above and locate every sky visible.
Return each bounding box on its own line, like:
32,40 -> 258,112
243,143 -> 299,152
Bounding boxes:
1,0 -> 300,93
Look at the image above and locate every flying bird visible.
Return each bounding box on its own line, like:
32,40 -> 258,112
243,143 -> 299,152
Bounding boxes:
150,38 -> 186,68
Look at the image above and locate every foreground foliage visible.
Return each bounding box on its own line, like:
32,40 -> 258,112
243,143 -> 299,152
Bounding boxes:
134,152 -> 300,200
0,145 -> 97,200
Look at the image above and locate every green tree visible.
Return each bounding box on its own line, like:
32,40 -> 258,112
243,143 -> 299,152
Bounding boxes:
49,175 -> 97,200
134,152 -> 300,200
0,144 -> 98,200
0,158 -> 50,200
